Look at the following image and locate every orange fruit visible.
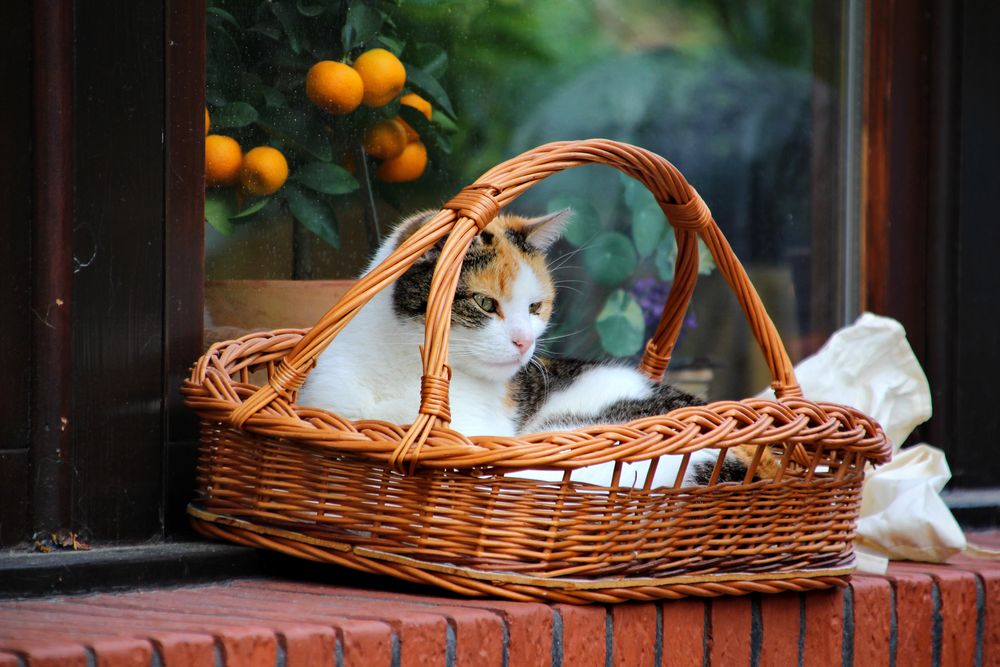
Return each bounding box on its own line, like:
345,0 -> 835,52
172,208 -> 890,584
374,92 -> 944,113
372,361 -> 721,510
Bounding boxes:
375,141 -> 427,183
306,60 -> 364,115
397,117 -> 419,142
400,93 -> 432,120
398,93 -> 432,141
239,146 -> 289,197
205,107 -> 210,135
352,48 -> 406,107
205,134 -> 242,187
363,119 -> 408,160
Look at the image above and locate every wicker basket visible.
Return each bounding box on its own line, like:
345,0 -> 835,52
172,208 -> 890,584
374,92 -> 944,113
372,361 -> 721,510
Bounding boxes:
184,139 -> 890,604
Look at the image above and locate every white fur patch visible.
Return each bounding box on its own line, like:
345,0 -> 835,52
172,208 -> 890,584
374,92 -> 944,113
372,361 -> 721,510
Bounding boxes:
520,364 -> 653,433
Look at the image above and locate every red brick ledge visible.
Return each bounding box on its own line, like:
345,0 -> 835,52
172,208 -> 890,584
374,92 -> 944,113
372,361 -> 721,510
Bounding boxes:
1,540 -> 999,666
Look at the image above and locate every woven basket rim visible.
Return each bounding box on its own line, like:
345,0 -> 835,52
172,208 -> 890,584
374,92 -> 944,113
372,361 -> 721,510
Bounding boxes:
182,327 -> 891,472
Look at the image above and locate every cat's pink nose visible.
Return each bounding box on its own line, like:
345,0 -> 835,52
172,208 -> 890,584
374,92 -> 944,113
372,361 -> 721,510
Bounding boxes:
512,336 -> 532,352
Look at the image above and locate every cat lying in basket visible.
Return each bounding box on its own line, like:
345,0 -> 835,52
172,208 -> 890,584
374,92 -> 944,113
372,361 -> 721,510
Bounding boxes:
298,210 -> 778,486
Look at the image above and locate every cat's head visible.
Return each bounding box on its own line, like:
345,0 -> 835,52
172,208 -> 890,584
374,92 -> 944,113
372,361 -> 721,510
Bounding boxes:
388,209 -> 571,381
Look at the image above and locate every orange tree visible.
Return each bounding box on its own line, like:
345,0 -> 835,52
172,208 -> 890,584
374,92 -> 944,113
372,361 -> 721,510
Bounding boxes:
205,0 -> 456,248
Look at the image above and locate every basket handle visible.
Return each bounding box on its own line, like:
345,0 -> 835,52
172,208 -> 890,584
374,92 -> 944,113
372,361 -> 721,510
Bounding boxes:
229,139 -> 801,469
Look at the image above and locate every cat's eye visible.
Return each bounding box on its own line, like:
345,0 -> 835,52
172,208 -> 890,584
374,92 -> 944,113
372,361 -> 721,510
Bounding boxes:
473,294 -> 498,313
529,302 -> 542,315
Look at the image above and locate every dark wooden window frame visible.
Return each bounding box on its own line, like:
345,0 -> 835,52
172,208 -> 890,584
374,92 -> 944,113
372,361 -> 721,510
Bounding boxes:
0,0 -> 209,549
864,0 -> 1000,493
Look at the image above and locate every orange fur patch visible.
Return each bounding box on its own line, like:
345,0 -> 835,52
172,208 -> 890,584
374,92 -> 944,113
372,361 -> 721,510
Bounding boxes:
463,216 -> 556,319
729,444 -> 781,481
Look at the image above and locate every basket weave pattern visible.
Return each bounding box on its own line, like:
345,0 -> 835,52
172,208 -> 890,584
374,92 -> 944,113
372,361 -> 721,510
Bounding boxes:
184,139 -> 890,604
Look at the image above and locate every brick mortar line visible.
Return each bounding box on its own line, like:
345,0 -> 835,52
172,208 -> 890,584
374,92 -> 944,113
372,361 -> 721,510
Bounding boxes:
974,574 -> 985,667
500,613 -> 509,667
750,595 -> 762,667
390,631 -> 400,667
797,594 -> 805,667
604,606 -> 613,667
654,603 -> 663,667
445,623 -> 456,667
335,635 -> 344,667
841,585 -> 854,667
931,581 -> 942,667
888,579 -> 898,667
550,608 -> 563,667
703,600 -> 711,667
275,633 -> 287,667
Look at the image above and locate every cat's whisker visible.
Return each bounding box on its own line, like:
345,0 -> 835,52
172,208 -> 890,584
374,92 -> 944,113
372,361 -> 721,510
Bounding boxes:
538,327 -> 590,343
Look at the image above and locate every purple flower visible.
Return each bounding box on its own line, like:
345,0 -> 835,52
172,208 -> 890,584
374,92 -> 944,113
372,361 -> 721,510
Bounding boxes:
630,277 -> 670,331
629,278 -> 699,344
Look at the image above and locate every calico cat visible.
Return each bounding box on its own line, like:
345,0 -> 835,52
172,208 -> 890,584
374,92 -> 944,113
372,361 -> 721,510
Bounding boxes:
298,210 -> 774,485
298,209 -> 566,437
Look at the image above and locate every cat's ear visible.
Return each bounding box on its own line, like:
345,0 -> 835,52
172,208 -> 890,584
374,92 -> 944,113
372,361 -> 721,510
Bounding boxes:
523,208 -> 573,251
391,209 -> 438,249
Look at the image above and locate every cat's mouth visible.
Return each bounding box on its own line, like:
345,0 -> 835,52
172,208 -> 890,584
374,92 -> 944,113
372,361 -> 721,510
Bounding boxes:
483,357 -> 530,376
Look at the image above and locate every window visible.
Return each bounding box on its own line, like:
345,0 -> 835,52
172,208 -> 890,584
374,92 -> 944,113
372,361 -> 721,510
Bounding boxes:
203,0 -> 860,401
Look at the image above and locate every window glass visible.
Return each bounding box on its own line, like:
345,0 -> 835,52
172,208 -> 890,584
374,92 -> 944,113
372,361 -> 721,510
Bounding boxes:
205,0 -> 853,400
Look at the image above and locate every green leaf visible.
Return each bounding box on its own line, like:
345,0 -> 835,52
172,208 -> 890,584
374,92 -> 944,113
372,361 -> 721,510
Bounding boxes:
294,162 -> 360,195
296,0 -> 326,17
403,63 -> 456,119
230,197 -> 271,220
259,107 -> 332,161
697,238 -> 717,275
375,35 -> 405,56
545,194 -> 601,246
342,4 -> 384,53
261,86 -> 288,108
205,190 -> 237,235
213,101 -> 259,128
583,232 -> 637,285
631,203 -> 666,258
398,105 -> 451,155
205,89 -> 229,108
654,235 -> 678,281
596,290 -> 646,357
621,172 -> 657,213
271,1 -> 308,54
248,21 -> 282,40
206,7 -> 241,30
431,109 -> 458,133
413,43 -> 448,78
285,185 -> 340,248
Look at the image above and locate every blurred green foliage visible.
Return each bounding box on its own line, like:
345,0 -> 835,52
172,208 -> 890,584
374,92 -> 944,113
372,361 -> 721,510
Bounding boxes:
391,0 -> 813,360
